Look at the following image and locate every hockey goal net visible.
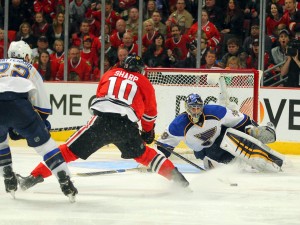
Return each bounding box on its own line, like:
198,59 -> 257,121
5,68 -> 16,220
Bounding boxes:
145,68 -> 262,136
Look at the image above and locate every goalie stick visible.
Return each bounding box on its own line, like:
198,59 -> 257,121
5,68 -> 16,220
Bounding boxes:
76,167 -> 151,176
155,140 -> 206,171
155,140 -> 239,186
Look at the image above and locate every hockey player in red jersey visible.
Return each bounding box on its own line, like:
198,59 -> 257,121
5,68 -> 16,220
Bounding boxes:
17,55 -> 190,191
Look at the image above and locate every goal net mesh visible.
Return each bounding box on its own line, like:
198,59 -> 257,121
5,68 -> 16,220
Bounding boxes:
145,68 -> 262,155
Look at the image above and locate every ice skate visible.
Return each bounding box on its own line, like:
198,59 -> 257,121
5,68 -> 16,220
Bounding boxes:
57,171 -> 78,203
16,174 -> 44,191
171,167 -> 191,192
3,166 -> 18,198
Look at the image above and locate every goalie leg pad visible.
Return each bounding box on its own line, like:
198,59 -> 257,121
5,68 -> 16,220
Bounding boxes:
220,128 -> 284,172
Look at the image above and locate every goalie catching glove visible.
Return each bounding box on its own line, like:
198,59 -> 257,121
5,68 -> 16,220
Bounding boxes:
141,124 -> 155,144
245,122 -> 276,144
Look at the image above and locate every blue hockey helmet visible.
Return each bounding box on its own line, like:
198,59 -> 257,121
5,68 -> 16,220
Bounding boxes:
185,93 -> 204,123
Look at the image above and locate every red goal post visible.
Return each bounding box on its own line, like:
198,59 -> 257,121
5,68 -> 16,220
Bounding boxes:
145,68 -> 262,123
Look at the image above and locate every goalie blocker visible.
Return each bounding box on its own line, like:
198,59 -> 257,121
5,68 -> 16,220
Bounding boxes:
220,128 -> 285,172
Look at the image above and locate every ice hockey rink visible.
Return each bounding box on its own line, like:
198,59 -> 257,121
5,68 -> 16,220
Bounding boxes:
1,142 -> 300,225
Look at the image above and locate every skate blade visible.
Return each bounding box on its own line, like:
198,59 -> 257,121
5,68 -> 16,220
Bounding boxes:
9,190 -> 16,199
68,194 -> 76,203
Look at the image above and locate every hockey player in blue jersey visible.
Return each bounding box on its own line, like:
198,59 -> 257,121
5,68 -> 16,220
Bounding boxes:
156,93 -> 284,172
0,40 -> 77,201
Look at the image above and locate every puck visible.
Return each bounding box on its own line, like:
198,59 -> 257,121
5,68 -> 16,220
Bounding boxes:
230,183 -> 238,186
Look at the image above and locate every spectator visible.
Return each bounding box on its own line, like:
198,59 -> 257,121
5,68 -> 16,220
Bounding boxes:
185,0 -> 200,21
8,0 -> 32,31
169,38 -> 198,68
15,22 -> 37,49
80,35 -> 99,70
166,0 -> 194,34
201,49 -> 220,69
0,28 -> 10,59
225,55 -> 242,69
31,12 -> 49,39
31,36 -> 54,64
246,38 -> 271,70
243,22 -> 273,55
243,0 -> 260,24
71,19 -> 101,53
33,50 -> 59,81
50,39 -> 65,65
92,55 -> 112,81
165,24 -> 190,60
142,33 -> 170,67
126,7 -> 140,36
220,0 -> 244,55
155,0 -> 170,23
203,0 -> 225,31
110,19 -> 127,48
266,3 -> 287,44
0,2 -> 3,28
280,43 -> 300,87
271,29 -> 290,65
118,0 -> 138,14
151,10 -> 167,37
218,37 -> 247,69
33,0 -> 55,22
86,12 -> 101,37
142,19 -> 158,53
70,0 -> 91,34
112,46 -> 129,68
143,0 -> 157,20
102,34 -> 118,67
187,9 -> 221,49
104,0 -> 122,33
283,0 -> 300,39
120,32 -> 139,55
46,12 -> 65,48
57,46 -> 92,81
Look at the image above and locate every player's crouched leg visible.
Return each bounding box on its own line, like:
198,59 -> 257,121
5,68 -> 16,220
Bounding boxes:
134,146 -> 190,188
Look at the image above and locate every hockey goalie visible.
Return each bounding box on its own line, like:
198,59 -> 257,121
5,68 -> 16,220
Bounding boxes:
156,93 -> 285,173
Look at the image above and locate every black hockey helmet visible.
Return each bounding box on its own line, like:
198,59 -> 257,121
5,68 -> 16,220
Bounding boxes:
122,55 -> 145,73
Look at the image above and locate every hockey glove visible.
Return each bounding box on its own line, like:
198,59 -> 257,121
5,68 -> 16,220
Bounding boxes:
245,122 -> 276,144
141,124 -> 155,144
8,128 -> 25,140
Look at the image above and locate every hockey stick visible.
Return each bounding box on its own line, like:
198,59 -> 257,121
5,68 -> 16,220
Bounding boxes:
155,140 -> 206,171
50,126 -> 82,132
76,167 -> 151,176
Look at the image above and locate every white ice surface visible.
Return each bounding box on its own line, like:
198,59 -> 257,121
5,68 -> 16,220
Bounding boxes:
1,145 -> 300,225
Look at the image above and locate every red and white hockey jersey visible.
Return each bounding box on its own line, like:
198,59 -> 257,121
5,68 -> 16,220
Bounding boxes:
91,67 -> 157,131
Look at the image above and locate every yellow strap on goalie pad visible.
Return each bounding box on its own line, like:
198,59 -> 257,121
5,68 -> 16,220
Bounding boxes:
220,128 -> 284,172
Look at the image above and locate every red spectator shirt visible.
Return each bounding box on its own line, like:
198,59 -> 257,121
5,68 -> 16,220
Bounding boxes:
165,34 -> 190,60
57,58 -> 92,81
187,22 -> 221,48
119,43 -> 139,55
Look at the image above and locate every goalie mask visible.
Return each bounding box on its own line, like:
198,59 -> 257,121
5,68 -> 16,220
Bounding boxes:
185,93 -> 204,123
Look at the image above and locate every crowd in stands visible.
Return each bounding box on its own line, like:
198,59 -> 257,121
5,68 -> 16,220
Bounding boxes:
0,0 -> 299,86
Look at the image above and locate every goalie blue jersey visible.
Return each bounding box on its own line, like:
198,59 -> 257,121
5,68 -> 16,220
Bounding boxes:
157,104 -> 251,152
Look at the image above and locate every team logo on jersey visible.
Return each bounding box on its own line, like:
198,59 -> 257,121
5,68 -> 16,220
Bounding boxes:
34,136 -> 40,142
161,132 -> 169,139
231,110 -> 239,117
194,127 -> 217,146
